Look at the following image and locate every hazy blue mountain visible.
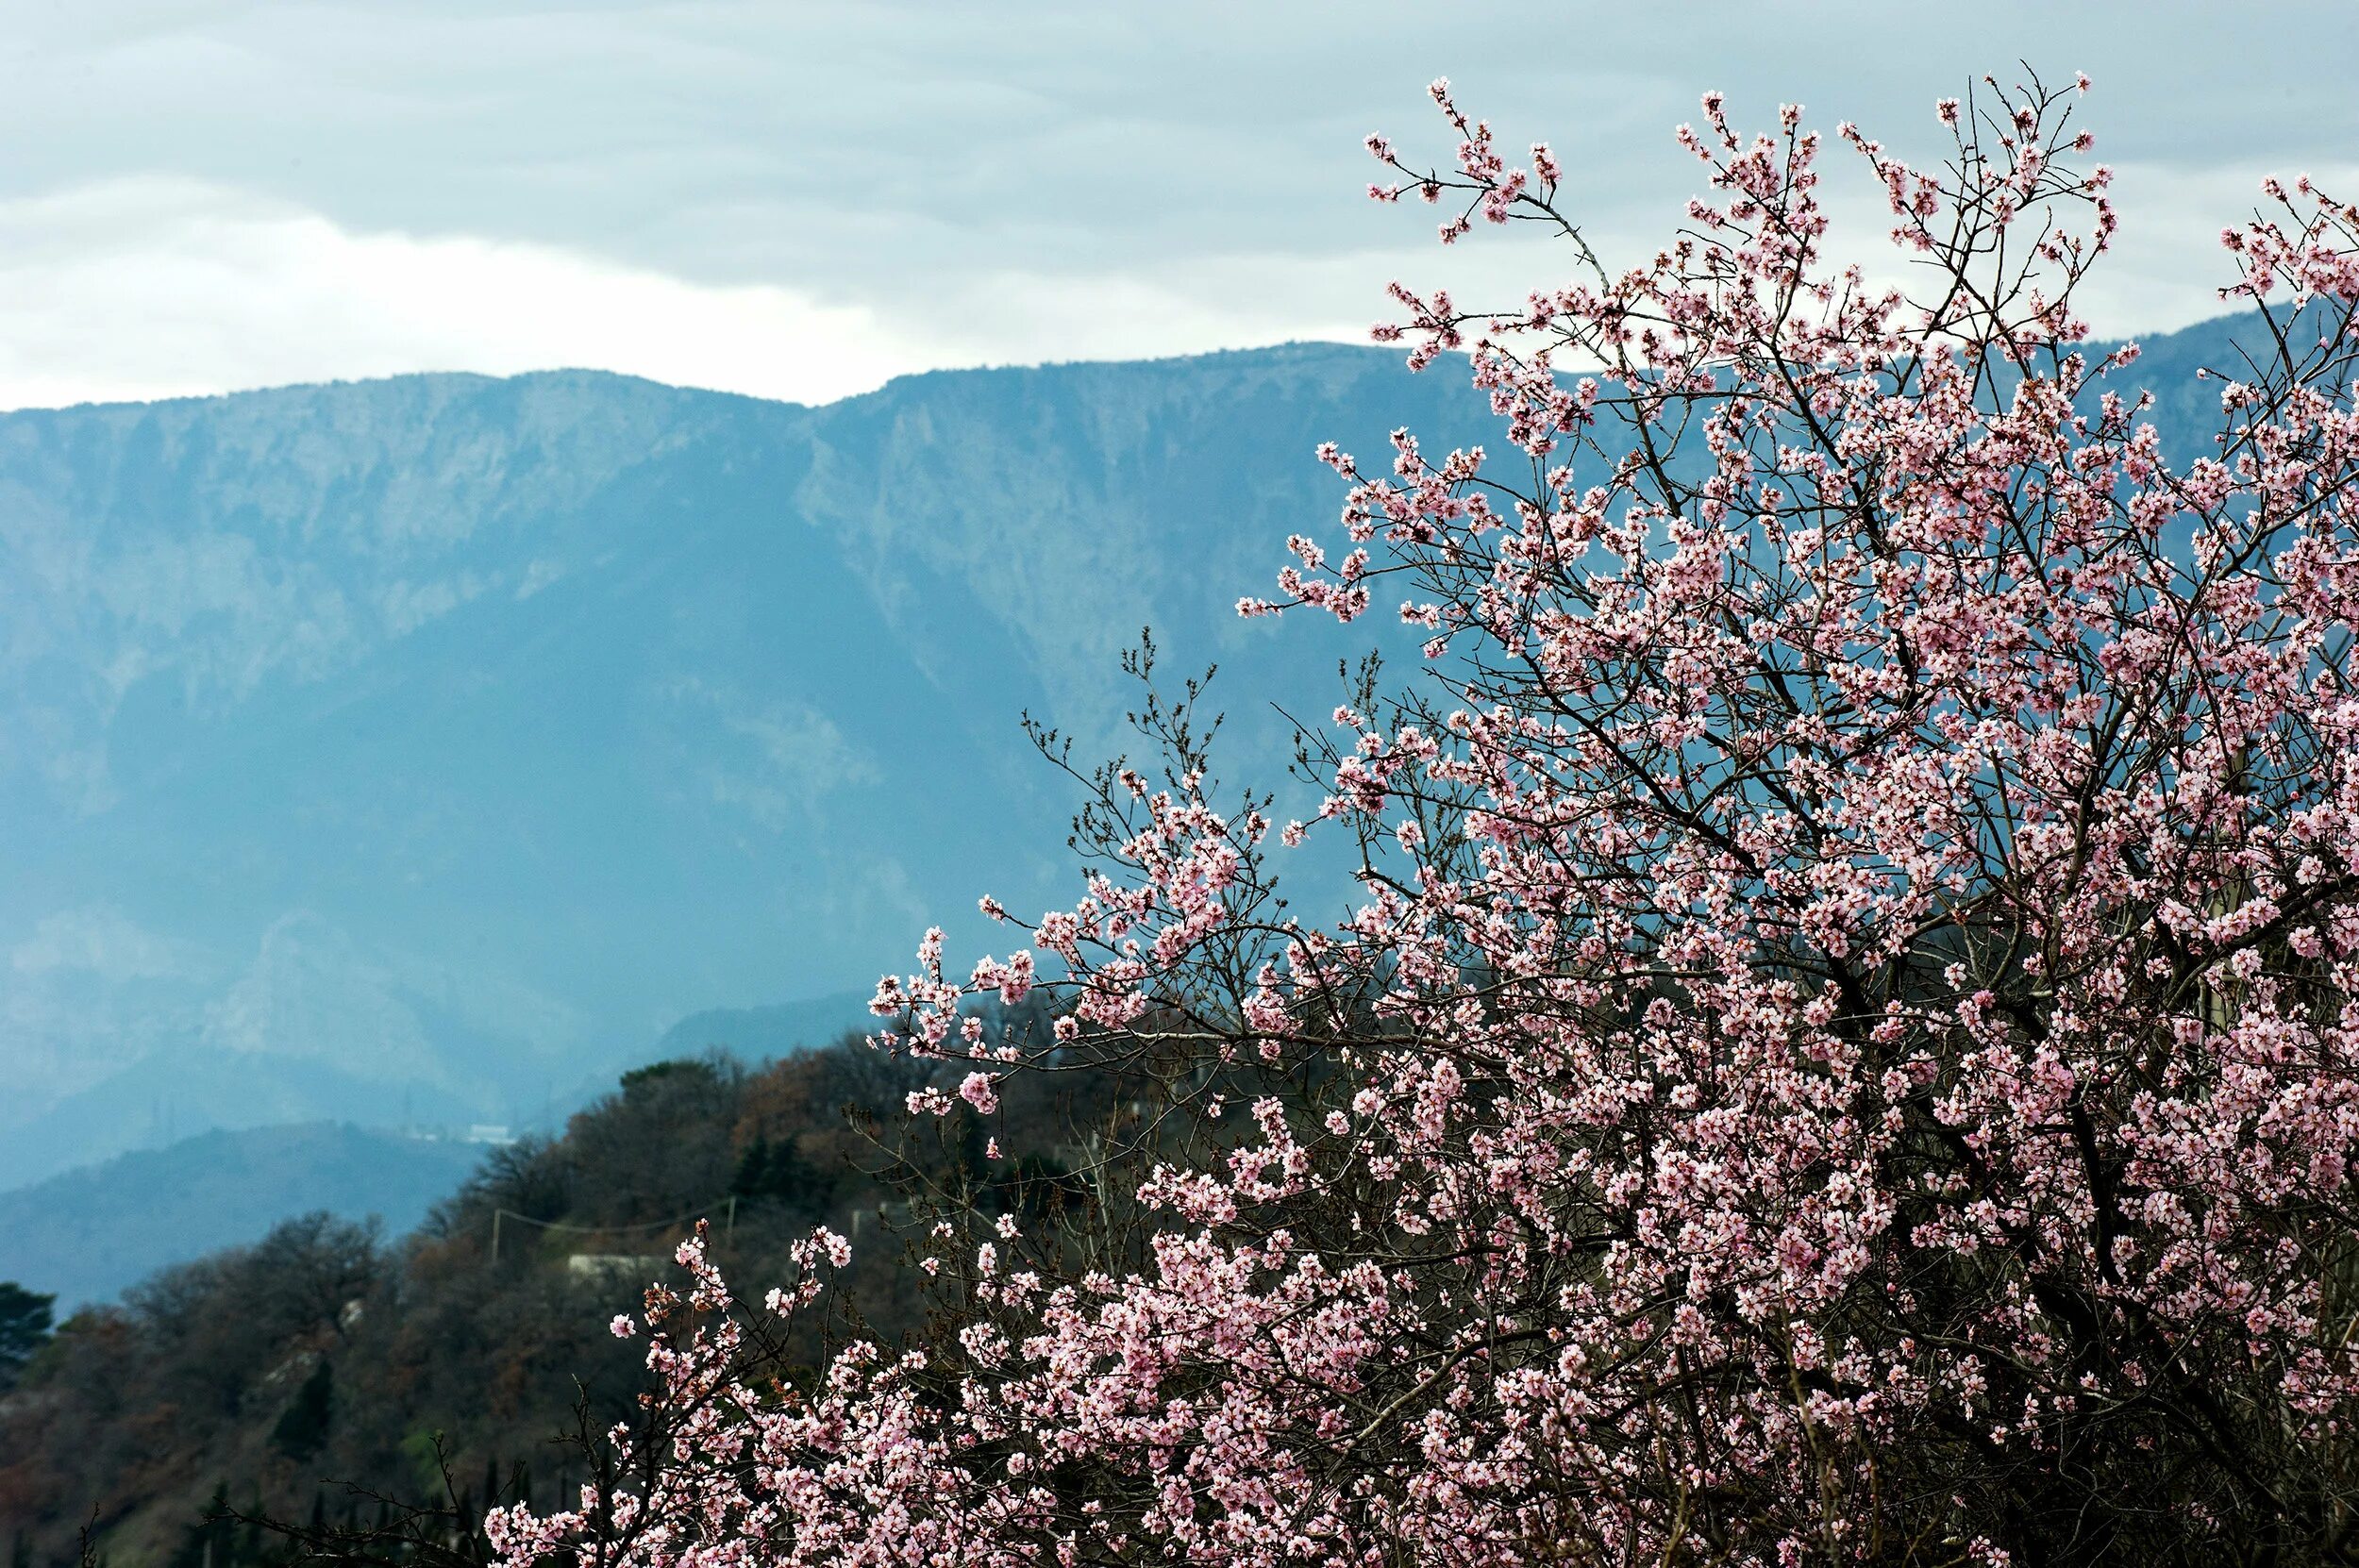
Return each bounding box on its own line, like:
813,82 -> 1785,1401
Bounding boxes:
0,1122 -> 487,1310
653,991 -> 876,1062
0,342 -> 1483,1192
0,313 -> 2268,1199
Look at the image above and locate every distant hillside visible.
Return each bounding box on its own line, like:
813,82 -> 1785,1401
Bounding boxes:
0,343 -> 1470,1193
0,316 -> 2274,1195
650,989 -> 873,1060
0,989 -> 880,1309
0,1031 -> 1064,1566
0,1122 -> 486,1309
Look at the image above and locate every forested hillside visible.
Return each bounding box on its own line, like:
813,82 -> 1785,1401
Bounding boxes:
0,996 -> 1073,1566
0,309 -> 2308,1565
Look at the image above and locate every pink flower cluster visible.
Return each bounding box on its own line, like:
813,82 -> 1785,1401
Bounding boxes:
492,74 -> 2359,1565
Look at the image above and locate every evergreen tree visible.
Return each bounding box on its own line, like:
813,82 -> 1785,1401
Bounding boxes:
0,1282 -> 54,1390
268,1360 -> 333,1462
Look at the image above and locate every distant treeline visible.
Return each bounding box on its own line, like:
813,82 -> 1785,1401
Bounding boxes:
0,997 -> 1081,1567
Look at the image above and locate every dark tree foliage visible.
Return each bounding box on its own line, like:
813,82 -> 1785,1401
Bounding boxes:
0,1013 -> 1080,1568
0,1285 -> 54,1391
269,1363 -> 334,1464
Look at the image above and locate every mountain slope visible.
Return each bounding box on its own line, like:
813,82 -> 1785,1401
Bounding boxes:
0,1122 -> 487,1310
0,343 -> 1473,1188
0,315 -> 2271,1192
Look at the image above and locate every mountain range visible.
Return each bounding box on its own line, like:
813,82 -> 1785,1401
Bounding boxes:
0,341 -> 1481,1195
0,312 -> 2264,1300
0,1121 -> 485,1310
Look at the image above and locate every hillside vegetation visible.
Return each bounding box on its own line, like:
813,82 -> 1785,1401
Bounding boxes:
0,1002 -> 1071,1567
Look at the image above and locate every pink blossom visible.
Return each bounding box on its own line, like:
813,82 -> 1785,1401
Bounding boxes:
491,72 -> 2359,1568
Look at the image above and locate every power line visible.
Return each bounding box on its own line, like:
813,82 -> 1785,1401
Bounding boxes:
490,1196 -> 735,1263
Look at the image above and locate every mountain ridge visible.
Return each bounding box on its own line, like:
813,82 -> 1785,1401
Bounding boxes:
0,334 -> 1456,1198
0,335 -> 1389,422
0,1121 -> 488,1310
0,313 -> 2271,1237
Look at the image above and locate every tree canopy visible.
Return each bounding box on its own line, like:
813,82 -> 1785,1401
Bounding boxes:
486,73 -> 2359,1568
0,1284 -> 53,1392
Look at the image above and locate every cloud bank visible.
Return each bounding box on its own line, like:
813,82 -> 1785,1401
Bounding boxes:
0,2 -> 2351,408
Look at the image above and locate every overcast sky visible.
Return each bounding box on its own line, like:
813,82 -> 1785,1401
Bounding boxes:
0,2 -> 2349,409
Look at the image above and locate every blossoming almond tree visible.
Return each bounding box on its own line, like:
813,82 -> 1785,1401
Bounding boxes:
489,72 -> 2359,1567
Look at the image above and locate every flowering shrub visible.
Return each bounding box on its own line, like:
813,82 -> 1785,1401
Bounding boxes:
490,74 -> 2359,1566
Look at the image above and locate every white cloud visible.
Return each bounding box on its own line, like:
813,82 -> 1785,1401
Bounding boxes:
0,8 -> 2351,408
514,559 -> 568,600
0,177 -> 946,409
0,153 -> 2322,422
0,175 -> 1417,414
379,571 -> 490,637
